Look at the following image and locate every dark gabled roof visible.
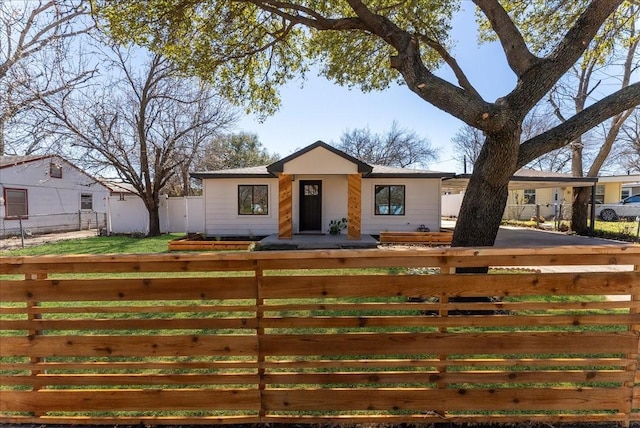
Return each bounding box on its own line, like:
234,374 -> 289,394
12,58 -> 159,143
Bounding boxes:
191,165 -> 273,179
266,141 -> 373,174
190,141 -> 455,179
368,164 -> 456,179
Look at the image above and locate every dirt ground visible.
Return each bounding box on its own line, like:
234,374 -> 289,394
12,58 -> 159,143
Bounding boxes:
0,229 -> 99,250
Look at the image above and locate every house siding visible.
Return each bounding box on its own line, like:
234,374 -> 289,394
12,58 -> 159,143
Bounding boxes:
203,177 -> 279,237
282,147 -> 359,175
361,178 -> 441,234
0,156 -> 109,236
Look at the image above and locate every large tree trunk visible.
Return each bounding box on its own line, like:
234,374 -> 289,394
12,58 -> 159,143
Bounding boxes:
452,128 -> 521,247
569,139 -> 589,235
571,186 -> 591,236
142,194 -> 162,237
147,206 -> 161,237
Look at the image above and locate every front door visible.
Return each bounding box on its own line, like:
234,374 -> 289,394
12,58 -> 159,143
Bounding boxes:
299,180 -> 322,232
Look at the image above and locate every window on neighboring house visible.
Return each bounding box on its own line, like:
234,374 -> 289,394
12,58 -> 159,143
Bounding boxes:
375,185 -> 405,215
50,163 -> 62,178
81,193 -> 93,210
4,188 -> 28,218
621,189 -> 631,200
523,189 -> 536,204
595,185 -> 605,204
238,185 -> 268,215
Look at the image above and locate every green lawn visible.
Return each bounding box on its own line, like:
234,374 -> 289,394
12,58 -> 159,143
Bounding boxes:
2,217 -> 638,258
0,233 -> 183,256
502,219 -> 639,242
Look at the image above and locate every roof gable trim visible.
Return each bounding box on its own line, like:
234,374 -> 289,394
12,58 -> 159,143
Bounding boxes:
267,141 -> 373,174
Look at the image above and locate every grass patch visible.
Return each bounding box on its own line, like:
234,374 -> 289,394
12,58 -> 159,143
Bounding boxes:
0,233 -> 184,256
501,219 -> 640,242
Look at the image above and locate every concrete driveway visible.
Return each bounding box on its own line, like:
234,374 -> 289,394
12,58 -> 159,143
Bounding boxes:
493,225 -> 631,247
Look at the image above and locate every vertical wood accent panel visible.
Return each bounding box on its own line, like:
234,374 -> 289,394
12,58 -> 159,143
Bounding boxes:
347,174 -> 361,240
278,174 -> 292,239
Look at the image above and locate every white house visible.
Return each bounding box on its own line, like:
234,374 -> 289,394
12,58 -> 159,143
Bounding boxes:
0,155 -> 109,237
191,141 -> 455,239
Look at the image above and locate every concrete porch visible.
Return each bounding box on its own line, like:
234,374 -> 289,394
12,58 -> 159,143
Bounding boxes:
258,233 -> 379,250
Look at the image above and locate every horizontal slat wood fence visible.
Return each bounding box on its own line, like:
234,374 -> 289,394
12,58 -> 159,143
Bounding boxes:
1,245 -> 639,426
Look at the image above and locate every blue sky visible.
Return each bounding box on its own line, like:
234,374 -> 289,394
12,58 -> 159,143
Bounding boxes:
236,4 -> 516,173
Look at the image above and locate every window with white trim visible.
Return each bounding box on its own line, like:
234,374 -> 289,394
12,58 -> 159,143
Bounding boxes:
523,189 -> 536,204
81,193 -> 93,210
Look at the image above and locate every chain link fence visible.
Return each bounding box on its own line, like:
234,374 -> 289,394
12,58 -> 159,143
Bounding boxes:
0,211 -> 107,240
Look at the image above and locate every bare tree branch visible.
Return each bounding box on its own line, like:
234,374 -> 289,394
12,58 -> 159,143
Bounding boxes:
517,82 -> 640,168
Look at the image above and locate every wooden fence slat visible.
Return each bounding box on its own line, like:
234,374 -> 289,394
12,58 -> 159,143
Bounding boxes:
0,373 -> 259,387
263,388 -> 626,411
260,272 -> 639,298
261,314 -> 640,329
260,332 -> 638,356
2,389 -> 261,412
0,277 -> 257,302
261,370 -> 630,385
1,335 -> 258,358
262,300 -> 640,313
259,357 -> 632,370
2,317 -> 257,331
2,245 -> 638,273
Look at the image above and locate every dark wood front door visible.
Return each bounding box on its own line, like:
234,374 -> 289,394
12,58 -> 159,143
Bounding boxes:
299,180 -> 322,231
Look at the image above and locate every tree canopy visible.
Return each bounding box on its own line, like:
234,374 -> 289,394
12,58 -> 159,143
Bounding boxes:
97,0 -> 640,246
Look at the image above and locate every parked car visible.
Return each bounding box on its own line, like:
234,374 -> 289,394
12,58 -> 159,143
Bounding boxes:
596,194 -> 640,221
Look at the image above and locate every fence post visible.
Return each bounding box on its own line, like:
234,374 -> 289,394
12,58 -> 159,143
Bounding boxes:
624,261 -> 640,427
19,216 -> 24,248
26,272 -> 47,417
255,262 -> 266,423
436,267 -> 456,418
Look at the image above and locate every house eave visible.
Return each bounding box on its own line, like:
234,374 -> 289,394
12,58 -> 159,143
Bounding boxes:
190,172 -> 275,179
366,172 -> 456,179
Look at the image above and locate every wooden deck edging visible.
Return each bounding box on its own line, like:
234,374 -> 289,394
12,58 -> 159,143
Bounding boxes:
168,236 -> 254,251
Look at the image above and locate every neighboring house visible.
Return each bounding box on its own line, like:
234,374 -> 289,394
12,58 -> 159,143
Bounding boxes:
622,183 -> 640,199
442,169 -> 598,221
0,155 -> 109,237
191,141 -> 455,239
596,174 -> 640,203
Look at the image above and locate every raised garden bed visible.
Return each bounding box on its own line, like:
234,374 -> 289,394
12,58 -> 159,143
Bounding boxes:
378,230 -> 454,246
168,234 -> 261,251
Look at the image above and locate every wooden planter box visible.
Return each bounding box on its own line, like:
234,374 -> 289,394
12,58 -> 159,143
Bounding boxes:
379,231 -> 454,246
168,235 -> 255,251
